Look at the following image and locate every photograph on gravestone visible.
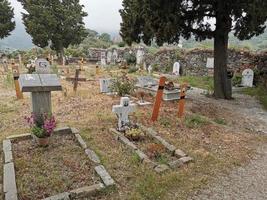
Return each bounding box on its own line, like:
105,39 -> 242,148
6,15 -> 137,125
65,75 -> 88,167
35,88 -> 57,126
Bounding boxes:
35,58 -> 51,74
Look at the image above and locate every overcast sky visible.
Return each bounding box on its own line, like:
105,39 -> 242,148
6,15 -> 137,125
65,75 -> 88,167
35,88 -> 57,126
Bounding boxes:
10,0 -> 123,34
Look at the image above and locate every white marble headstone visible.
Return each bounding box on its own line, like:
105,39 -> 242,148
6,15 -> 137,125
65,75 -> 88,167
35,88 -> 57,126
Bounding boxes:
241,69 -> 254,87
35,58 -> 51,74
112,97 -> 136,131
148,65 -> 153,75
136,48 -> 145,67
173,62 -> 180,76
206,58 -> 214,69
99,78 -> 114,93
101,52 -> 106,66
107,51 -> 112,64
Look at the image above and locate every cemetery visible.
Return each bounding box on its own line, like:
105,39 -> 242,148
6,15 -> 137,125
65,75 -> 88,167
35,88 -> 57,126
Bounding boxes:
0,1 -> 267,200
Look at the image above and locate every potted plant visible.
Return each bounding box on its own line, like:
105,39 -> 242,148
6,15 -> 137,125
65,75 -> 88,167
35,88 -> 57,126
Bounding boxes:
25,113 -> 56,147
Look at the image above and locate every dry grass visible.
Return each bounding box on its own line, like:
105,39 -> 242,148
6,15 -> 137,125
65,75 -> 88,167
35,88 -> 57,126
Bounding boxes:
0,66 -> 266,200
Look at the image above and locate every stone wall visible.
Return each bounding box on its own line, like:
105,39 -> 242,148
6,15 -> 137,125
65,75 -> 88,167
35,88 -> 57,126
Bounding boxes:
85,47 -> 267,86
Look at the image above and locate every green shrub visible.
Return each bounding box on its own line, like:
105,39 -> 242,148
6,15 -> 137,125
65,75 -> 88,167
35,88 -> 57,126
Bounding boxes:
128,66 -> 139,73
110,73 -> 136,96
243,85 -> 267,109
232,75 -> 242,86
124,52 -> 136,65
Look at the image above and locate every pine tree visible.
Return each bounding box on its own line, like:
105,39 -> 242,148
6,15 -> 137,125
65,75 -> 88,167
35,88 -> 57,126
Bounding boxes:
120,0 -> 267,99
0,0 -> 15,39
18,0 -> 88,58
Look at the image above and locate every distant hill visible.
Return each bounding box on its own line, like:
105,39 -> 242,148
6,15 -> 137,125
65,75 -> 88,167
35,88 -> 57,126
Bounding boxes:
0,19 -> 33,51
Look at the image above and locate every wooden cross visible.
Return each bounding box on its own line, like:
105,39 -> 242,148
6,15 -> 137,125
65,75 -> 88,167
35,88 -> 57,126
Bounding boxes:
66,68 -> 86,92
178,83 -> 187,118
12,63 -> 23,99
151,76 -> 166,122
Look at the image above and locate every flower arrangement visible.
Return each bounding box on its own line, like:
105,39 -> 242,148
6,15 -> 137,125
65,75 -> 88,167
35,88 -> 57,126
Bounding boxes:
25,113 -> 56,138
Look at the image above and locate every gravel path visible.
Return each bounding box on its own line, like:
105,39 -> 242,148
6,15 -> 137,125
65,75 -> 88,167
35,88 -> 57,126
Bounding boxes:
188,88 -> 267,200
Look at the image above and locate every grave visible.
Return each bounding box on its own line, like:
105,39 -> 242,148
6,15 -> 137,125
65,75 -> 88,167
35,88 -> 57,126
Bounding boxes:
101,51 -> 107,66
112,97 -> 136,131
107,51 -> 112,64
2,127 -> 115,200
112,49 -> 118,64
19,74 -> 62,121
173,62 -> 180,76
148,65 -> 153,75
11,63 -> 23,99
241,69 -> 254,87
110,123 -> 193,173
66,68 -> 87,92
99,78 -> 114,93
136,76 -> 189,101
206,57 -> 214,69
136,47 -> 145,68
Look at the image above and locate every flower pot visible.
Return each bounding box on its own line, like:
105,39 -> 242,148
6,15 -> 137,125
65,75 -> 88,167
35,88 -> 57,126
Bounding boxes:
32,134 -> 50,147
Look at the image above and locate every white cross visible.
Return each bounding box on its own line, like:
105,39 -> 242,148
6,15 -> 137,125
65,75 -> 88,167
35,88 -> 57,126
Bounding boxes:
112,97 -> 136,131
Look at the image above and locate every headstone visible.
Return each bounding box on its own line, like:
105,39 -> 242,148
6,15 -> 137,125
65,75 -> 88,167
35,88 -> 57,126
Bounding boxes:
136,76 -> 158,88
99,78 -> 114,93
136,47 -> 145,68
241,69 -> 254,87
173,62 -> 180,76
112,49 -> 118,64
148,65 -> 153,75
101,52 -> 107,66
35,58 -> 51,74
107,51 -> 112,64
19,74 -> 62,122
112,97 -> 136,131
206,58 -> 214,69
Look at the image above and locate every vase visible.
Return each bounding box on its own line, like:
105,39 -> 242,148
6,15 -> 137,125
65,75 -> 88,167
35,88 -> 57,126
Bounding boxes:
32,134 -> 50,147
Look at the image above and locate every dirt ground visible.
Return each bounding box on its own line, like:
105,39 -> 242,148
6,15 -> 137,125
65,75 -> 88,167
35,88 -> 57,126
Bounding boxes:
0,66 -> 266,200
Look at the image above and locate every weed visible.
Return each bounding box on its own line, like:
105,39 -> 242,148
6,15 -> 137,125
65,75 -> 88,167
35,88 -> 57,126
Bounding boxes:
185,114 -> 209,128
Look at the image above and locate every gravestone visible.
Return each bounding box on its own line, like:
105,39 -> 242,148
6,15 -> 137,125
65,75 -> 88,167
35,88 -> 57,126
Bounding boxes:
19,74 -> 62,121
101,52 -> 107,66
173,62 -> 180,76
107,51 -> 112,64
136,47 -> 145,68
112,97 -> 136,131
99,78 -> 114,93
148,65 -> 153,75
136,76 -> 158,88
35,58 -> 51,74
241,69 -> 254,87
112,49 -> 118,64
206,58 -> 214,69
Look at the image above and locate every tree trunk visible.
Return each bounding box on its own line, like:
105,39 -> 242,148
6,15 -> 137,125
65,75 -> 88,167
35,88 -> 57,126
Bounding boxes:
60,48 -> 65,67
214,2 -> 232,99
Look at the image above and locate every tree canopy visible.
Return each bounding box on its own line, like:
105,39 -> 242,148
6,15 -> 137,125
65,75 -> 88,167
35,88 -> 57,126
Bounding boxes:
120,0 -> 267,99
0,0 -> 15,39
18,0 -> 88,55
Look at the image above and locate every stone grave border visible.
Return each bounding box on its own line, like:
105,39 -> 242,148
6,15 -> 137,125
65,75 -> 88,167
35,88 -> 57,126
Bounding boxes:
3,127 -> 115,200
110,124 -> 193,173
